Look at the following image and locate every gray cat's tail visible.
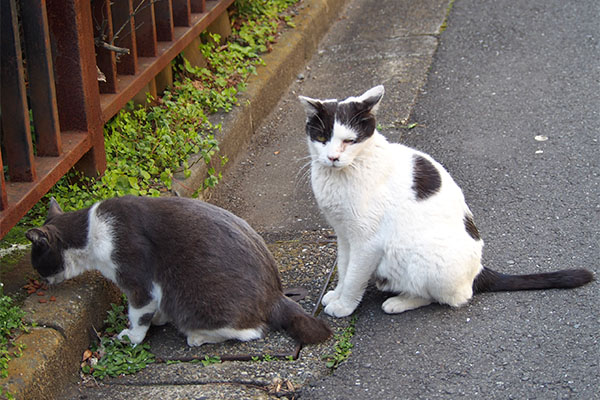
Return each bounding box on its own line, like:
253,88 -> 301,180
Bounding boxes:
268,295 -> 332,344
473,266 -> 593,293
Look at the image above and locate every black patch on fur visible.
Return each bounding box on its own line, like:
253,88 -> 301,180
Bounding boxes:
335,102 -> 377,143
473,266 -> 594,293
27,207 -> 89,278
304,100 -> 377,144
412,155 -> 441,200
305,101 -> 336,143
139,312 -> 154,327
464,214 -> 481,240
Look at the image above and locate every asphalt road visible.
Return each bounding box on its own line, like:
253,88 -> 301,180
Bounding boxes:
300,0 -> 600,398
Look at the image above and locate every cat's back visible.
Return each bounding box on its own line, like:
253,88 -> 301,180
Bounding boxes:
96,196 -> 267,256
97,195 -> 278,277
98,195 -> 247,231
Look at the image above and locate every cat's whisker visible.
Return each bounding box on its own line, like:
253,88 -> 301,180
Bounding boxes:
294,160 -> 313,193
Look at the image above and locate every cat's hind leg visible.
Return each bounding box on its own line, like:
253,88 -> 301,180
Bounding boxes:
436,282 -> 473,309
186,327 -> 264,347
382,294 -> 432,314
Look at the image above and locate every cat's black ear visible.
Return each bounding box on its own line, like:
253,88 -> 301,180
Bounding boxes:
26,228 -> 50,249
298,96 -> 322,117
358,85 -> 385,114
47,197 -> 63,219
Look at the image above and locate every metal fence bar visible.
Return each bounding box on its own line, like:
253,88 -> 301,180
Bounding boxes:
112,0 -> 139,75
155,0 -> 175,41
173,0 -> 192,26
21,0 -> 63,157
45,0 -> 106,178
1,0 -> 37,183
135,0 -> 158,57
0,156 -> 6,212
191,0 -> 206,13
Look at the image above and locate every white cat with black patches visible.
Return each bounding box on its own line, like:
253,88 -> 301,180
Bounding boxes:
26,196 -> 332,346
299,85 -> 593,318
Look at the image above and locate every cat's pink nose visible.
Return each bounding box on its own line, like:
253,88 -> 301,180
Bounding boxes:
328,156 -> 339,162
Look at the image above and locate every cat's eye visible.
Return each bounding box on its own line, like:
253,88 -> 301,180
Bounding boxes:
343,139 -> 356,144
314,135 -> 327,143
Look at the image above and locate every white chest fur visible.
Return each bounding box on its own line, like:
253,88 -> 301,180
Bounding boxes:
62,203 -> 119,283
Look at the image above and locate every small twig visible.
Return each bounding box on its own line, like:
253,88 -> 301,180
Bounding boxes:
95,39 -> 131,54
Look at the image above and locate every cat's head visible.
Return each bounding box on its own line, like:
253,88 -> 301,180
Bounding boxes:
25,198 -> 69,284
299,85 -> 384,169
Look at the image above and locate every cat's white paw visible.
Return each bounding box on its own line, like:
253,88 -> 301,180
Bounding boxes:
117,328 -> 146,345
186,333 -> 208,347
321,290 -> 341,307
382,296 -> 432,314
324,299 -> 356,318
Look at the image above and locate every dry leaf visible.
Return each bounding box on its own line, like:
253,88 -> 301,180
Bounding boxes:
82,349 -> 93,362
49,296 -> 57,302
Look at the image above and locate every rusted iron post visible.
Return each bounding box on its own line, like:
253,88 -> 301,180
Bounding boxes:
46,0 -> 107,176
1,0 -> 37,182
0,155 -> 7,211
154,0 -> 175,41
135,0 -> 158,57
190,0 -> 206,13
111,0 -> 139,75
173,0 -> 192,26
20,0 -> 63,157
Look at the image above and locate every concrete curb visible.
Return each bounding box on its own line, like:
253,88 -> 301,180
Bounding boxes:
1,1 -> 348,398
1,273 -> 121,400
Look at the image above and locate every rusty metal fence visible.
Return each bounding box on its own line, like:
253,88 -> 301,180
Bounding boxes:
0,0 -> 235,238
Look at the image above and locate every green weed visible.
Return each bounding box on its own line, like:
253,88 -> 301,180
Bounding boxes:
201,355 -> 222,366
322,315 -> 357,369
0,284 -> 29,400
81,296 -> 155,379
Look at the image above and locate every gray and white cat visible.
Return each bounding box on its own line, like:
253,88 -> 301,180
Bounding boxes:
26,196 -> 331,346
299,85 -> 593,318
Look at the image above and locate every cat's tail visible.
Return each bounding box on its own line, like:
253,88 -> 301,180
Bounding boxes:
473,266 -> 594,293
268,295 -> 332,344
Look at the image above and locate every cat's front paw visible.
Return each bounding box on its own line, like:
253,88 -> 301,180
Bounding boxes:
324,299 -> 357,318
117,328 -> 146,345
322,290 -> 341,307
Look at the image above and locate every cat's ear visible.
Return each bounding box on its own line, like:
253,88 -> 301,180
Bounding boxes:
358,85 -> 385,114
47,197 -> 63,219
298,96 -> 322,117
26,228 -> 50,249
